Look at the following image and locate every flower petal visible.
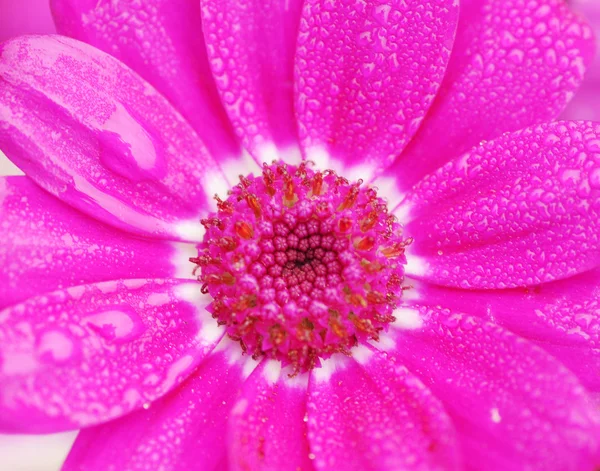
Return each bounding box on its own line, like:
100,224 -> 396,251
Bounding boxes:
382,304 -> 600,470
50,0 -> 240,161
381,0 -> 595,191
0,35 -> 225,241
0,0 -> 55,43
307,348 -> 461,471
0,176 -> 197,310
294,0 -> 459,176
406,271 -> 600,392
0,279 -> 223,433
402,121 -> 600,288
228,360 -> 312,471
62,342 -> 254,471
201,0 -> 303,164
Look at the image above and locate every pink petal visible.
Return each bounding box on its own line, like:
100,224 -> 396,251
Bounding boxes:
406,270 -> 600,392
382,304 -> 600,470
229,361 -> 312,471
0,279 -> 223,433
382,0 -> 595,191
307,349 -> 461,471
402,121 -> 600,289
295,0 -> 459,175
0,176 -> 196,310
0,0 -> 55,43
62,343 -> 253,471
201,0 -> 303,163
50,0 -> 240,160
0,35 -> 225,241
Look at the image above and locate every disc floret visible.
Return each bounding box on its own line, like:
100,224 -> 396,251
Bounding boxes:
192,162 -> 410,373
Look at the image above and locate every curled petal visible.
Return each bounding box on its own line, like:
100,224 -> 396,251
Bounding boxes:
0,35 -> 226,241
51,0 -> 240,160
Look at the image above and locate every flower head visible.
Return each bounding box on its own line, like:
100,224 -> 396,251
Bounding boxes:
196,162 -> 408,373
0,1 -> 600,471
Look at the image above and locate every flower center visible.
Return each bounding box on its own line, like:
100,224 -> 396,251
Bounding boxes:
192,161 -> 410,374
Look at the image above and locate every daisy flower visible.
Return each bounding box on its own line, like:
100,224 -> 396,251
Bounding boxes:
1,1 -> 600,470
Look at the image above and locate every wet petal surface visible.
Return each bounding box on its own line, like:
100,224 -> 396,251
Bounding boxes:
229,361 -> 312,471
307,349 -> 460,471
51,0 -> 240,160
402,121 -> 600,288
383,0 -> 595,190
407,271 -> 600,392
62,343 -> 253,471
295,0 -> 458,175
0,279 -> 222,433
0,36 -> 225,241
383,304 -> 600,470
0,176 -> 195,309
202,0 -> 303,164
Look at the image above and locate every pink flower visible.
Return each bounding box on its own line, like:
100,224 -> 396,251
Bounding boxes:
1,1 -> 600,470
